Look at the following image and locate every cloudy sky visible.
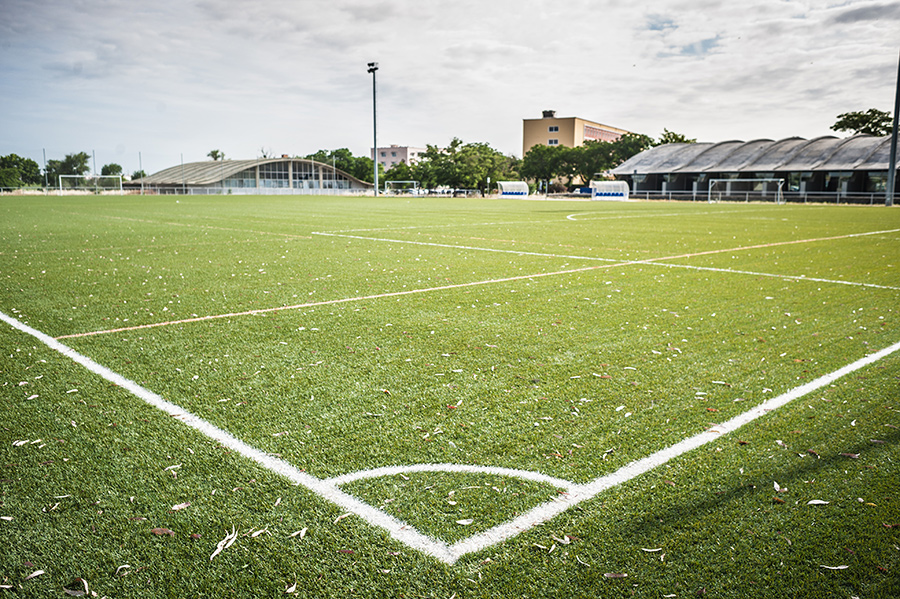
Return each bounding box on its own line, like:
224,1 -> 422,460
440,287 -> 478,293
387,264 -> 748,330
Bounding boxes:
1,0 -> 898,176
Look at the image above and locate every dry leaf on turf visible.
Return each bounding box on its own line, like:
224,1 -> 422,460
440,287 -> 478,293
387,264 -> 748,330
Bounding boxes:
455,519 -> 474,526
603,572 -> 627,578
807,500 -> 830,505
63,578 -> 89,596
24,570 -> 45,581
820,565 -> 849,570
151,528 -> 175,536
171,502 -> 191,511
210,526 -> 238,561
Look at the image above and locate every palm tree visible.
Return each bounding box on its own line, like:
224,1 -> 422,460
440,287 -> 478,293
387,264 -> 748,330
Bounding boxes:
208,149 -> 224,161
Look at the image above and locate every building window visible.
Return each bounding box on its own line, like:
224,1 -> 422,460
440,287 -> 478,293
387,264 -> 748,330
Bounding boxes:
391,151 -> 397,157
381,152 -> 386,157
548,126 -> 559,132
548,139 -> 559,145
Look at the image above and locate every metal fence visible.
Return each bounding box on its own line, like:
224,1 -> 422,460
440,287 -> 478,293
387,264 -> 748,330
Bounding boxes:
0,187 -> 371,197
628,190 -> 893,205
0,187 -> 893,205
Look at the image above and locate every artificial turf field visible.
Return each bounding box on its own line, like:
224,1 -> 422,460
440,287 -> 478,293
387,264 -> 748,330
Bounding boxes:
1,194 -> 899,598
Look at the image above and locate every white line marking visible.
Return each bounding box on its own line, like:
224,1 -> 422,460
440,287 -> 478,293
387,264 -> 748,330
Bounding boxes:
57,227 -> 900,339
445,338 -> 900,562
56,262 -> 632,339
652,262 -> 900,291
312,231 -> 622,262
324,208 -> 774,234
4,308 -> 899,564
0,309 -> 455,563
325,464 -> 576,490
315,227 -> 900,263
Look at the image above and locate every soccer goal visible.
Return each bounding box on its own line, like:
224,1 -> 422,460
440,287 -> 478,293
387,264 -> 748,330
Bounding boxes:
384,180 -> 420,195
708,178 -> 784,204
58,175 -> 124,195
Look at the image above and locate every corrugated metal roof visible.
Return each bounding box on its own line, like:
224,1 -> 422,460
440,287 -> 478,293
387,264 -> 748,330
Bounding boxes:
711,139 -> 774,172
676,141 -> 744,172
612,135 -> 891,175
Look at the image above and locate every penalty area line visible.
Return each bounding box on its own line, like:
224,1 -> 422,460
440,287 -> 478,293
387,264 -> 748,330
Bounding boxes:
56,225 -> 900,340
54,261 -> 632,339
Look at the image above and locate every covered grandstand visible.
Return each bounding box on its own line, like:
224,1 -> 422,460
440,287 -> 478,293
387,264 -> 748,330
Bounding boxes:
611,135 -> 896,204
131,158 -> 374,195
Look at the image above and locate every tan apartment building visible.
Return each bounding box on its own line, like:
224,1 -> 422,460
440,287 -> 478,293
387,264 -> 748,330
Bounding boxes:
522,110 -> 631,156
371,145 -> 427,170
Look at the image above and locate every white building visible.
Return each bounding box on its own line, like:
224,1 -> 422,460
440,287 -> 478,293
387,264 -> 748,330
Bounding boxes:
372,145 -> 427,170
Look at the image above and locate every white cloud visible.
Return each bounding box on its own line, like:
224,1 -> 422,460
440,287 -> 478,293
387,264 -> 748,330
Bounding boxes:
0,0 -> 896,174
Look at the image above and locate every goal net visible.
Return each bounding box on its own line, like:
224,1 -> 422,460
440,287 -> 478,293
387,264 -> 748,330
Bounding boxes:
384,180 -> 420,195
708,178 -> 784,204
58,175 -> 124,194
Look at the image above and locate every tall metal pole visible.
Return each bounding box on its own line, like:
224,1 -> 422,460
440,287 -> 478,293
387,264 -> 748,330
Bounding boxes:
139,151 -> 144,196
887,48 -> 899,207
368,62 -> 379,197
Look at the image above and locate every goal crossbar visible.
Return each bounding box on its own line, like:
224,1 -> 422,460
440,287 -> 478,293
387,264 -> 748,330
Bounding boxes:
708,178 -> 784,204
384,180 -> 420,194
58,174 -> 124,194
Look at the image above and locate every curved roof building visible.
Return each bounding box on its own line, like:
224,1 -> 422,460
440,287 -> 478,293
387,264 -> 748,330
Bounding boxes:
135,158 -> 373,194
610,135 -> 894,201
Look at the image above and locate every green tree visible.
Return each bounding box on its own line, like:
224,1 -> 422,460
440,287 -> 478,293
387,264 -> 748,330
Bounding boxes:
132,169 -> 147,180
610,133 -> 655,164
45,152 -> 91,186
44,159 -> 62,186
0,154 -> 42,185
0,168 -> 21,189
565,141 -> 618,185
409,139 -> 518,192
831,108 -> 893,136
521,143 -> 567,184
101,163 -> 123,176
304,148 -> 381,184
385,160 -> 415,184
655,128 -> 697,145
208,149 -> 224,161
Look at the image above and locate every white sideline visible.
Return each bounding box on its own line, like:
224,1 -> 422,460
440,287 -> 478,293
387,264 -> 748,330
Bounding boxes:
3,309 -> 899,564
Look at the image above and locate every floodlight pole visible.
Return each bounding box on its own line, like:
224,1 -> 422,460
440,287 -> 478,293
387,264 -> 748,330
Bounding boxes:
368,62 -> 379,197
887,48 -> 900,207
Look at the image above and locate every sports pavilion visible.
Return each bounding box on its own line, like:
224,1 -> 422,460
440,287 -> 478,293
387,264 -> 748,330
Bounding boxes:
132,158 -> 374,195
611,134 -> 896,203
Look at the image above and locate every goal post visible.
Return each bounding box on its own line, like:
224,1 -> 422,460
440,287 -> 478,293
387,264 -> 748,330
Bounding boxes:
708,178 -> 784,204
384,180 -> 420,195
58,174 -> 124,195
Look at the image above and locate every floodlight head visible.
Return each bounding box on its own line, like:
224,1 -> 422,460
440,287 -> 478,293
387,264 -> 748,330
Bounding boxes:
367,62 -> 379,73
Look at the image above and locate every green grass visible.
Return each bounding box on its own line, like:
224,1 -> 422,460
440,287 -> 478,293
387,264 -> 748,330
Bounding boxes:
1,195 -> 899,597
